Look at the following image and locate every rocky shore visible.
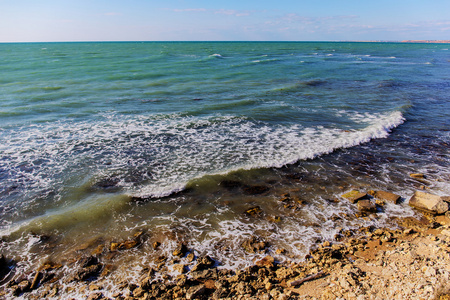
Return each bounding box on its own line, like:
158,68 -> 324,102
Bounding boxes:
1,177 -> 450,299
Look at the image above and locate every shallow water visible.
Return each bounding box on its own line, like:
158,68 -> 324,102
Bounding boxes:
0,42 -> 449,294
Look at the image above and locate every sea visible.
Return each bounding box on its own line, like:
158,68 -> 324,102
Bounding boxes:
0,42 -> 449,295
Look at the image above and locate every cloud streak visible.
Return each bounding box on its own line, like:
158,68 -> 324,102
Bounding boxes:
171,8 -> 252,17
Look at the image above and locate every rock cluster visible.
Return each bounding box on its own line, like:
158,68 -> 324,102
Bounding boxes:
2,187 -> 450,299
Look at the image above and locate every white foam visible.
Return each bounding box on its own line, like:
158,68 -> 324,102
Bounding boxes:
0,110 -> 405,206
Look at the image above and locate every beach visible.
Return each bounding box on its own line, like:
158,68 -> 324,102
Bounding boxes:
0,42 -> 449,298
2,182 -> 450,299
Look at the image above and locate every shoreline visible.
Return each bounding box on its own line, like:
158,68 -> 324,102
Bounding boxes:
1,179 -> 449,299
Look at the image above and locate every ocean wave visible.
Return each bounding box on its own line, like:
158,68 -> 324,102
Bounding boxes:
0,111 -> 405,205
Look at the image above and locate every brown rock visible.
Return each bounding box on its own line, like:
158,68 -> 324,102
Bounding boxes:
373,191 -> 401,204
30,271 -> 43,290
152,241 -> 161,250
436,215 -> 450,226
173,243 -> 188,257
87,292 -> 105,300
244,206 -> 263,216
186,284 -> 206,300
341,190 -> 368,203
173,264 -> 187,274
241,236 -> 268,253
255,255 -> 274,268
243,185 -> 270,195
409,191 -> 449,215
190,255 -> 215,272
410,173 -> 425,179
357,200 -> 377,213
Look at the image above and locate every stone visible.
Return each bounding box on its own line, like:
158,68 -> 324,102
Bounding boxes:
191,255 -> 215,272
255,255 -> 274,268
409,191 -> 449,215
244,206 -> 263,216
268,216 -> 282,223
186,284 -> 206,300
190,268 -> 218,281
75,263 -> 102,281
0,254 -> 10,280
341,190 -> 368,203
15,280 -> 31,295
152,241 -> 161,250
241,236 -> 268,253
30,271 -> 43,290
173,243 -> 188,257
373,191 -> 401,204
173,264 -> 187,274
80,255 -> 99,268
243,185 -> 270,195
410,173 -> 425,179
435,215 -> 450,226
87,291 -> 105,300
357,200 -> 377,213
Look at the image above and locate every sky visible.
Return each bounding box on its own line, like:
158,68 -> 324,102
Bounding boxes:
1,0 -> 450,42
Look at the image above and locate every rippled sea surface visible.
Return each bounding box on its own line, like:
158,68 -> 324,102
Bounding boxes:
0,42 -> 449,294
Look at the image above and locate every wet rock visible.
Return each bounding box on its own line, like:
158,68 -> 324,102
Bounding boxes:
243,185 -> 270,195
191,255 -> 215,272
241,236 -> 268,253
173,243 -> 188,257
410,173 -> 425,179
173,264 -> 187,274
0,254 -> 10,280
341,190 -> 368,203
75,263 -> 102,281
187,253 -> 195,262
80,255 -> 99,268
409,191 -> 449,215
255,256 -> 274,268
152,241 -> 161,250
186,284 -> 206,299
190,268 -> 218,281
30,271 -> 43,290
92,176 -> 121,192
219,180 -> 243,190
268,216 -> 282,223
87,291 -> 105,300
372,190 -> 401,204
357,200 -> 377,213
244,206 -> 263,216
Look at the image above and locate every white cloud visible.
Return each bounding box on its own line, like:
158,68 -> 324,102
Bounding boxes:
171,8 -> 251,17
172,8 -> 207,13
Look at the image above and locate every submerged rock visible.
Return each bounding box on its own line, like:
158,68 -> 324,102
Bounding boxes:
341,190 -> 368,203
0,254 -> 11,280
241,236 -> 268,253
173,243 -> 188,257
244,206 -> 263,216
357,200 -> 377,213
372,190 -> 402,204
191,255 -> 215,272
243,185 -> 270,195
409,191 -> 449,215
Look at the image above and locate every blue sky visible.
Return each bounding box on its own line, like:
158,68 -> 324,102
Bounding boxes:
1,0 -> 450,42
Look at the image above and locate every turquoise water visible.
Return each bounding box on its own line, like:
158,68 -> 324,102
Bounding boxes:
0,42 -> 449,291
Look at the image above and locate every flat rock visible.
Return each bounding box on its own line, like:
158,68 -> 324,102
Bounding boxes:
409,191 -> 449,215
255,255 -> 274,267
341,190 -> 368,203
357,200 -> 377,213
186,284 -> 206,300
373,191 -> 401,204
